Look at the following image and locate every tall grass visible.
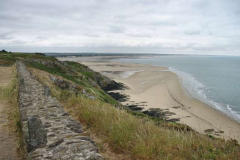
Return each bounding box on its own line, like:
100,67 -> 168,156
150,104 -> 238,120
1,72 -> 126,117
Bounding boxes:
63,95 -> 240,160
0,80 -> 16,100
29,66 -> 240,159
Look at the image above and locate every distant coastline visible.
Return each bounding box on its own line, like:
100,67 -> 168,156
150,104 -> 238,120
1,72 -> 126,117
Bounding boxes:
56,54 -> 240,122
58,55 -> 240,142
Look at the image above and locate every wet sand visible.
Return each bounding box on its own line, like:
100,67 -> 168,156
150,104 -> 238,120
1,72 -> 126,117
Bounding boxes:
58,56 -> 240,142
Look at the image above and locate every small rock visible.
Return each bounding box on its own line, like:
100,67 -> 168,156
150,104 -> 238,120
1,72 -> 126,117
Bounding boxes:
67,120 -> 83,133
88,95 -> 96,100
204,129 -> 214,133
48,138 -> 64,148
27,115 -> 47,152
43,85 -> 51,96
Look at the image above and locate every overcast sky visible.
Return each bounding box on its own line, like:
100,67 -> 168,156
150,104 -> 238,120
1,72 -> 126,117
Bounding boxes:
0,0 -> 240,55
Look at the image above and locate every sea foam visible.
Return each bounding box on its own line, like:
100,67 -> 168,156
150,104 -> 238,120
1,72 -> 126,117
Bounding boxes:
169,67 -> 240,122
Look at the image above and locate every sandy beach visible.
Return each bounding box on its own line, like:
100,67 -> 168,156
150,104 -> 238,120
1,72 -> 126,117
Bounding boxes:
59,56 -> 240,142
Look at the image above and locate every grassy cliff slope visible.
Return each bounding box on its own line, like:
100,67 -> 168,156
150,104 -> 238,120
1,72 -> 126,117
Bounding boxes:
1,51 -> 240,160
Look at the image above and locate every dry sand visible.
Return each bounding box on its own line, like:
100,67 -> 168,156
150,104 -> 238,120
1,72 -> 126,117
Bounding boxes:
59,57 -> 240,142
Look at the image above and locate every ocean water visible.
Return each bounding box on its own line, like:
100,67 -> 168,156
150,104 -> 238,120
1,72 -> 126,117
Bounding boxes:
115,55 -> 240,122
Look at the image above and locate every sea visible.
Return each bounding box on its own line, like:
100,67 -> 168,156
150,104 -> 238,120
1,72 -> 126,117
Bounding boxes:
114,55 -> 240,122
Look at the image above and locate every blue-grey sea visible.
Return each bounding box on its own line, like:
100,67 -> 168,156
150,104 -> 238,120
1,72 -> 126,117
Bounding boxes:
116,55 -> 240,122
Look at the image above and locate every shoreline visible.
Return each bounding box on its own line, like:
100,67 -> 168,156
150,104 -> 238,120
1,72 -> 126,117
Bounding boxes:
58,56 -> 240,142
168,66 -> 240,123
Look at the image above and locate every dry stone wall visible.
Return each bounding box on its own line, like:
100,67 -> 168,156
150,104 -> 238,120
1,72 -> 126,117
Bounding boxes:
17,61 -> 103,160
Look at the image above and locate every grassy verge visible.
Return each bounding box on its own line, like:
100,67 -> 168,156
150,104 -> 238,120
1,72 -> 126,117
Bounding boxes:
61,94 -> 239,160
0,66 -> 26,159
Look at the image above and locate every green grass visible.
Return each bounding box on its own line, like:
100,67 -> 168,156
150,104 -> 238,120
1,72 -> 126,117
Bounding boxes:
0,51 -> 55,65
0,51 -> 119,105
61,94 -> 240,160
27,60 -> 118,105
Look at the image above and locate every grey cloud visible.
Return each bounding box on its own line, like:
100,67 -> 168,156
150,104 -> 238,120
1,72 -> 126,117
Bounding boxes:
0,33 -> 13,40
127,33 -> 152,38
83,33 -> 100,38
0,0 -> 239,55
184,30 -> 201,35
109,26 -> 125,33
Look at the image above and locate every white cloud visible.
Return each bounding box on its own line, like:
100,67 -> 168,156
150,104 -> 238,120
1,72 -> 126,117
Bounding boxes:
0,0 -> 240,55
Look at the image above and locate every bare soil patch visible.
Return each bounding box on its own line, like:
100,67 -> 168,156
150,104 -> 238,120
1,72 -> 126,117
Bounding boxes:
0,66 -> 21,160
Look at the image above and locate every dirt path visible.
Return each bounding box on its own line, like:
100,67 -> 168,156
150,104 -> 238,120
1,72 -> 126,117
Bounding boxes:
0,66 -> 20,160
0,67 -> 14,87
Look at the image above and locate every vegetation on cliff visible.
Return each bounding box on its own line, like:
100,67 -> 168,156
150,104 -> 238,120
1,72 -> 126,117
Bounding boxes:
0,50 -> 120,105
1,50 -> 240,160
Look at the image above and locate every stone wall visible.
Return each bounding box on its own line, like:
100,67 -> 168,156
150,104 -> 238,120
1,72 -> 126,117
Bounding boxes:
17,61 -> 103,160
